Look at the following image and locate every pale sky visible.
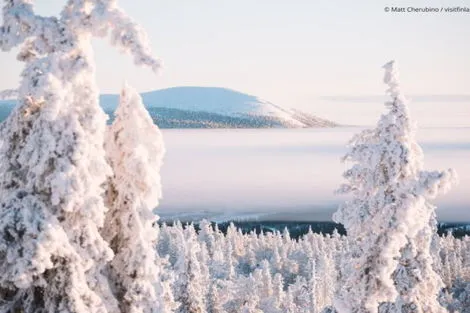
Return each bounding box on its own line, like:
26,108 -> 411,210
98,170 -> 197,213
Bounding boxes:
1,0 -> 469,112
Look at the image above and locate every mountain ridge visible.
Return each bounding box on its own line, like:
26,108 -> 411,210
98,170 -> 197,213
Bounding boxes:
0,86 -> 337,128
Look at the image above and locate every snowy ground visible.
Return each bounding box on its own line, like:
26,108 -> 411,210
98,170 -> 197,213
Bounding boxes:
157,127 -> 470,222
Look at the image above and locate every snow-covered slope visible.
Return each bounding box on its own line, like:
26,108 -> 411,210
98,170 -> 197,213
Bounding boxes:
143,87 -> 336,127
101,87 -> 337,128
119,86 -> 338,128
0,87 -> 336,128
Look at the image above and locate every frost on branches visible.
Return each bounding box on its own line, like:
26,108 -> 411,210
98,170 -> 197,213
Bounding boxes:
103,84 -> 166,313
333,61 -> 457,313
0,1 -> 160,312
153,222 -> 470,313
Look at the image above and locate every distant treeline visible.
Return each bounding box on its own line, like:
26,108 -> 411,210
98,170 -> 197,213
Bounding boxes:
159,220 -> 470,239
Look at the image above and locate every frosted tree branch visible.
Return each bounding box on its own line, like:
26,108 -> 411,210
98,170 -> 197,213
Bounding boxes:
416,168 -> 458,199
106,7 -> 162,72
0,1 -> 62,53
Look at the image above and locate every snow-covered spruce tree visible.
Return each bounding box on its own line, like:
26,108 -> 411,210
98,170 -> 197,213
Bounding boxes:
103,84 -> 166,313
333,61 -> 456,313
0,1 -> 159,312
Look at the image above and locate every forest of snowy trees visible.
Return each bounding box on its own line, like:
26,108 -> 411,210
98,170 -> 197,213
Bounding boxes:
154,221 -> 470,313
0,1 -> 468,313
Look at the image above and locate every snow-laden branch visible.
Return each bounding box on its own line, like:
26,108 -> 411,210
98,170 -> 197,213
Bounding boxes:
107,7 -> 162,72
0,1 -> 62,53
2,1 -> 161,72
60,1 -> 162,73
416,168 -> 458,199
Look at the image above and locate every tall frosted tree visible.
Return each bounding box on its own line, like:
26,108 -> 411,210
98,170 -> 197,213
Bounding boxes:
333,61 -> 456,313
0,1 -> 159,312
103,84 -> 166,313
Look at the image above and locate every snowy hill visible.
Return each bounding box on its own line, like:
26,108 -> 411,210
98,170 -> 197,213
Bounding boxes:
0,87 -> 337,128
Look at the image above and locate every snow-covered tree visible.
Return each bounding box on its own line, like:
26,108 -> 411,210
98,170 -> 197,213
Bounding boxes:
0,1 -> 160,312
207,280 -> 227,313
174,225 -> 210,313
440,278 -> 470,313
103,84 -> 166,313
149,218 -> 469,313
287,276 -> 311,313
333,61 -> 457,313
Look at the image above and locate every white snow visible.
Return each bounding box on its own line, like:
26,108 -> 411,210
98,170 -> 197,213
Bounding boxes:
141,87 -> 300,121
99,86 -> 336,128
103,84 -> 167,313
332,61 -> 454,312
0,1 -> 161,312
